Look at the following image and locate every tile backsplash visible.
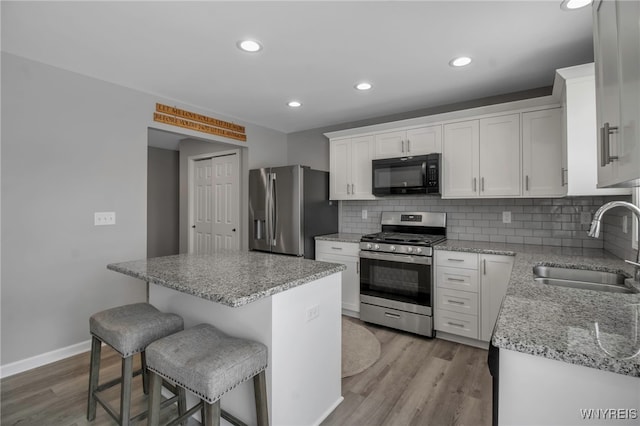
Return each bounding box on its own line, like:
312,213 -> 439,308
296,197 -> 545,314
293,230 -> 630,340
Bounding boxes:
340,195 -> 635,254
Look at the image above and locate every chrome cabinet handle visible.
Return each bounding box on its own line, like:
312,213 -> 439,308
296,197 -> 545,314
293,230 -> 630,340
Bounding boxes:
525,175 -> 529,191
481,177 -> 485,192
384,312 -> 401,319
473,177 -> 477,192
407,139 -> 411,153
346,183 -> 350,195
601,122 -> 619,166
330,246 -> 343,250
447,258 -> 465,262
356,261 -> 359,274
351,183 -> 355,194
447,321 -> 465,328
447,299 -> 465,305
401,140 -> 405,153
561,168 -> 566,187
483,259 -> 487,275
447,277 -> 465,282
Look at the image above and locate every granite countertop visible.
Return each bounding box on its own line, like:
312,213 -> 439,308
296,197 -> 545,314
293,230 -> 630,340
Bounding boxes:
436,240 -> 640,377
107,251 -> 346,308
315,233 -> 364,244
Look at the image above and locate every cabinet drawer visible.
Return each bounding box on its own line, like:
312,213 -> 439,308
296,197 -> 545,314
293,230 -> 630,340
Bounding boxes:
437,266 -> 479,293
315,240 -> 360,257
435,251 -> 478,269
435,310 -> 478,339
437,288 -> 478,316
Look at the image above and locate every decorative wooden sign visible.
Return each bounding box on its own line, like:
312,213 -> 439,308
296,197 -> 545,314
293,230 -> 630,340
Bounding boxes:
154,103 -> 246,142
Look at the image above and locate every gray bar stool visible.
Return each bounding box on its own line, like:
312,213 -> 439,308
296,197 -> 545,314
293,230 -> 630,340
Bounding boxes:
87,302 -> 185,425
146,323 -> 269,426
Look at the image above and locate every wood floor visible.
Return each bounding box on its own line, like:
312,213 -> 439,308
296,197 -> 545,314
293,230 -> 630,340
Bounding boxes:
1,318 -> 491,426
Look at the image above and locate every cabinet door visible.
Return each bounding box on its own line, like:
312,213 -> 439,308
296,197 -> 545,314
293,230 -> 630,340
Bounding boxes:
522,108 -> 565,197
330,138 -> 351,200
615,0 -> 640,185
406,125 -> 442,155
480,254 -> 514,342
350,135 -> 375,198
443,120 -> 480,198
374,131 -> 404,159
479,114 -> 521,197
594,0 -> 622,186
315,252 -> 360,314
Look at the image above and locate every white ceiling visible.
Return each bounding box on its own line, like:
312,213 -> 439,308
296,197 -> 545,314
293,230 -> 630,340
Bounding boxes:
1,1 -> 594,134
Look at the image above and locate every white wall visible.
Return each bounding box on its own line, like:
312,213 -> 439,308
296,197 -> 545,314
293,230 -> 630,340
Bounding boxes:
0,53 -> 287,369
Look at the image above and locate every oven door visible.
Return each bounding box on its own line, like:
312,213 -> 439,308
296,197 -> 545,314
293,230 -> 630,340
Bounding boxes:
359,250 -> 433,315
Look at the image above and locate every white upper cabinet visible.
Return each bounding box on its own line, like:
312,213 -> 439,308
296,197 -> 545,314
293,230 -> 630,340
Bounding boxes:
522,108 -> 565,197
329,135 -> 375,200
443,114 -> 521,198
443,120 -> 480,198
553,63 -> 630,196
479,114 -> 521,197
374,125 -> 442,159
593,0 -> 640,187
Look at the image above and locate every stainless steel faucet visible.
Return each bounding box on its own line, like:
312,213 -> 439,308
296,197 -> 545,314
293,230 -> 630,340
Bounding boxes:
588,201 -> 640,286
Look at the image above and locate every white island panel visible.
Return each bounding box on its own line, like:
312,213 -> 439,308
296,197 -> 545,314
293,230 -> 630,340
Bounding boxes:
149,271 -> 342,426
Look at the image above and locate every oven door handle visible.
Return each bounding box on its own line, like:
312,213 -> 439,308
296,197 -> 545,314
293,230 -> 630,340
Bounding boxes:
359,250 -> 432,265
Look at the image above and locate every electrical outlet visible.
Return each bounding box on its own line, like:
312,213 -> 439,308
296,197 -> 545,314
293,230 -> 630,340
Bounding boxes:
305,305 -> 320,322
362,209 -> 368,219
94,212 -> 116,226
502,211 -> 511,224
580,212 -> 592,225
623,215 -> 628,234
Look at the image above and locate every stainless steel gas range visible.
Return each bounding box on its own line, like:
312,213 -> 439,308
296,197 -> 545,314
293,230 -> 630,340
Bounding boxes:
359,211 -> 446,337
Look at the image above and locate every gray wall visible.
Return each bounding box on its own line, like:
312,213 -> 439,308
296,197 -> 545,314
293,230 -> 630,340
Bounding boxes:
1,53 -> 287,366
147,147 -> 179,258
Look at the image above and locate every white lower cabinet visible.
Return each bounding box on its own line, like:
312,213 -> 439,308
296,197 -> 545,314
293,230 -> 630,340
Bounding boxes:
315,240 -> 360,316
435,250 -> 514,345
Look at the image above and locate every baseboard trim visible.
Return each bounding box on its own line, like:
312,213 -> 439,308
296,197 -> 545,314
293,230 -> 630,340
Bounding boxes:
0,339 -> 92,379
313,396 -> 344,426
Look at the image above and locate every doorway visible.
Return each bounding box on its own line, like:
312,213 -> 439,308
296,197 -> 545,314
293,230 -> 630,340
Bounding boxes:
188,150 -> 241,254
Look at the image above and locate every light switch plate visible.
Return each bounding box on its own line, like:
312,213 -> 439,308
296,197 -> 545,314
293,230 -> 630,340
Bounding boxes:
94,212 -> 116,226
502,211 -> 511,224
362,209 -> 368,219
580,212 -> 592,225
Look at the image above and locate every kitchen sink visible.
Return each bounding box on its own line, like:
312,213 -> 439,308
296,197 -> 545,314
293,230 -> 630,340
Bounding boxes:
532,265 -> 638,294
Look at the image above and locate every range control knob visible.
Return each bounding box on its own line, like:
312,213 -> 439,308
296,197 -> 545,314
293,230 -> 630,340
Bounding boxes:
406,247 -> 413,253
416,247 -> 423,254
366,243 -> 372,249
390,246 -> 396,252
374,244 -> 380,250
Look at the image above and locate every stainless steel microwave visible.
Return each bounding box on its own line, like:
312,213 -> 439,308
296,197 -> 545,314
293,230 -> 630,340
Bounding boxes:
372,154 -> 441,196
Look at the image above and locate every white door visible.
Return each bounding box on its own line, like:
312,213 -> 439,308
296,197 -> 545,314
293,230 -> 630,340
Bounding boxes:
350,135 -> 375,198
406,125 -> 442,155
522,108 -> 564,197
193,158 -> 213,254
211,154 -> 240,251
374,130 -> 404,159
190,152 -> 240,254
330,138 -> 351,199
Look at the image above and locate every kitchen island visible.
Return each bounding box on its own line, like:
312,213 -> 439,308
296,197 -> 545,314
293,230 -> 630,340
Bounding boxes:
435,241 -> 640,425
108,251 -> 346,426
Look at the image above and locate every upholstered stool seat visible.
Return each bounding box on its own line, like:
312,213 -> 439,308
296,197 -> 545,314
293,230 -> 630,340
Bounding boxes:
87,302 -> 184,425
146,323 -> 269,426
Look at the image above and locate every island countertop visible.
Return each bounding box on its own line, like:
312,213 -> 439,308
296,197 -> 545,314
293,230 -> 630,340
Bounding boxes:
107,251 -> 346,308
435,240 -> 640,377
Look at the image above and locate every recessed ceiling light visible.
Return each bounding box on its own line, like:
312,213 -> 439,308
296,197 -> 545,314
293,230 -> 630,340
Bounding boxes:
355,82 -> 372,91
287,101 -> 302,108
560,0 -> 592,10
449,56 -> 472,67
237,39 -> 262,53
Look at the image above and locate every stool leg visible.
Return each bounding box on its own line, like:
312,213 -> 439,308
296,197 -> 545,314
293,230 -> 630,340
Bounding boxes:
148,371 -> 163,426
202,400 -> 221,426
141,351 -> 149,395
86,336 -> 102,421
120,355 -> 133,426
253,370 -> 269,426
178,386 -> 187,418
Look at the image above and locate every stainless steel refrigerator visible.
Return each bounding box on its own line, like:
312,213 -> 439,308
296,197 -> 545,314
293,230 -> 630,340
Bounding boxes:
249,165 -> 338,259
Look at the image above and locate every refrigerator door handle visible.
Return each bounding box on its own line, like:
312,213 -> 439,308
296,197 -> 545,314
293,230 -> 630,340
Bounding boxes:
271,172 -> 278,246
